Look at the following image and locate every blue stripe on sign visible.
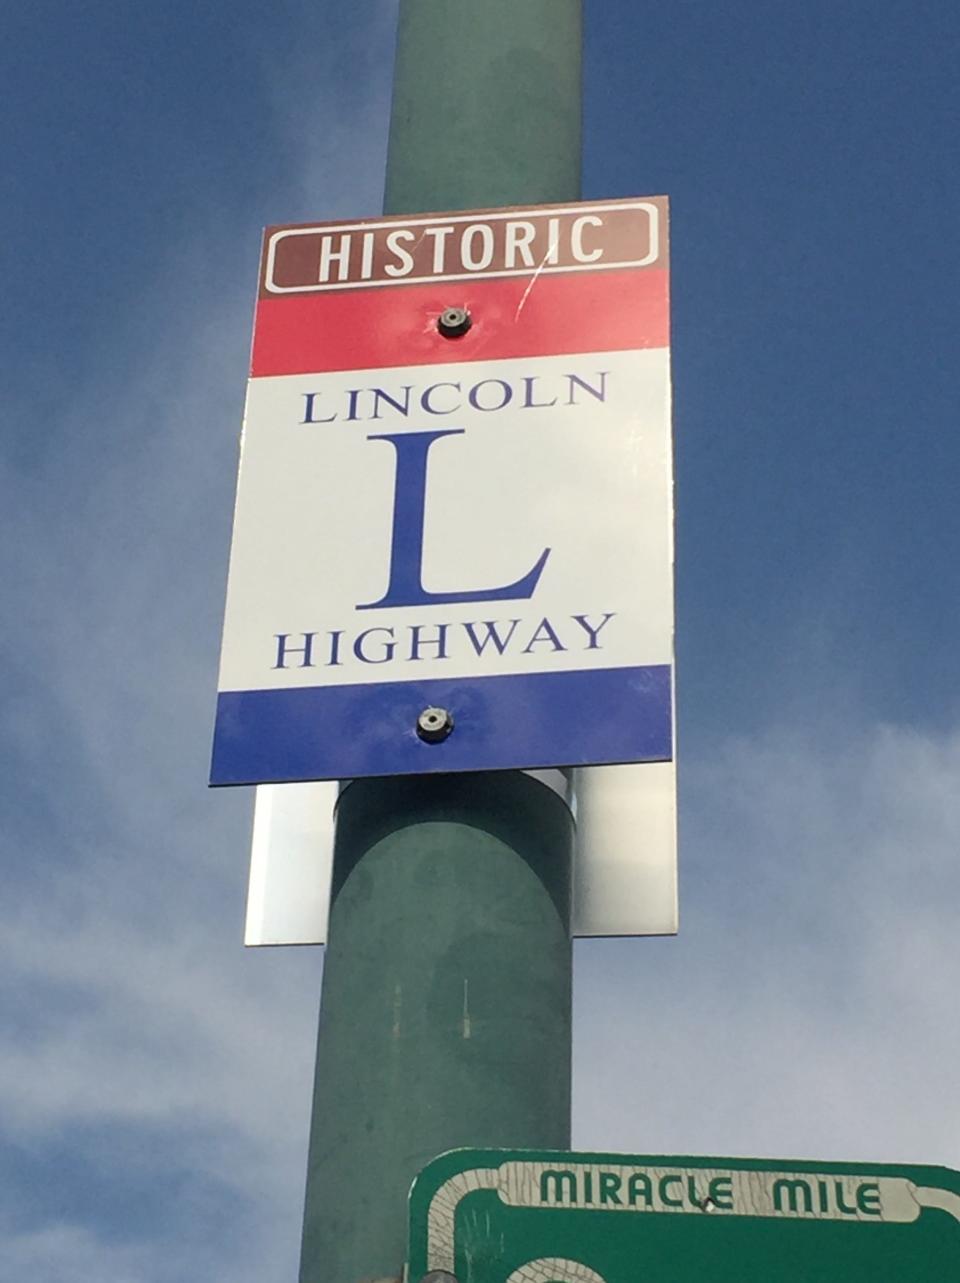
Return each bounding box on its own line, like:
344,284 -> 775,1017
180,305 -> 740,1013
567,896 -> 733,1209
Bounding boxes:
209,665 -> 672,786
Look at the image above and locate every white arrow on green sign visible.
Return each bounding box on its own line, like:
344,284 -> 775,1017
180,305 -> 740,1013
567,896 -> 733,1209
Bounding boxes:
408,1149 -> 960,1283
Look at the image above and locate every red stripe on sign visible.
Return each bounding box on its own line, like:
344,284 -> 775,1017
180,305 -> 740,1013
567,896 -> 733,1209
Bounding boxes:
251,267 -> 668,377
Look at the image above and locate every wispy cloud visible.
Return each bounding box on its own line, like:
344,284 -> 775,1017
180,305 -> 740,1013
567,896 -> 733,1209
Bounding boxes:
1,256 -> 321,1277
575,718 -> 960,1167
0,57 -> 394,1273
0,16 -> 440,1267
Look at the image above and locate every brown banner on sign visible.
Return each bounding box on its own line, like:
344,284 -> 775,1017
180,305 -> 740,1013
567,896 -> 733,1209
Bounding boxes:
261,197 -> 668,296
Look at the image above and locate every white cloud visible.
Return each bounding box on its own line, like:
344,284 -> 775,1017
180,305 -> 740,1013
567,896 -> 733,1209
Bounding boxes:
574,719 -> 960,1169
0,249 -> 323,1278
0,1225 -> 147,1283
0,13 -> 409,1248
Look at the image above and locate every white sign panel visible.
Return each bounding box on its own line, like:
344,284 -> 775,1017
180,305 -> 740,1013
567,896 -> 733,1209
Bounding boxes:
245,781 -> 337,946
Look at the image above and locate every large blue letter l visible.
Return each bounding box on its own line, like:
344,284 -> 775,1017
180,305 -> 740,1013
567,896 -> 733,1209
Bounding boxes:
357,429 -> 550,610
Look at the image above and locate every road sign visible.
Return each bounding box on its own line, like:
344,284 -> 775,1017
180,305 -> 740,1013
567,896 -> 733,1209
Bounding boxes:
211,198 -> 674,786
408,1148 -> 960,1283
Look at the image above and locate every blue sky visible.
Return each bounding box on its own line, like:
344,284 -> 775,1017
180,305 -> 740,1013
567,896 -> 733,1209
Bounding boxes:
3,1 -> 959,1279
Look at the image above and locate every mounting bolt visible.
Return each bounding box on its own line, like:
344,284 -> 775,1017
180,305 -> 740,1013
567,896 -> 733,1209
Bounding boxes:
417,706 -> 454,743
437,306 -> 471,338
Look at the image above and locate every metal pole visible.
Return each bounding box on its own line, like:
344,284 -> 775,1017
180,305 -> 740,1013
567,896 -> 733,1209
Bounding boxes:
383,0 -> 582,215
299,5 -> 582,1280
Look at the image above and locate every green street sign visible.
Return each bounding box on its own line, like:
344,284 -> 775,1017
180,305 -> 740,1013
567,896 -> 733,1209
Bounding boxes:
408,1148 -> 960,1283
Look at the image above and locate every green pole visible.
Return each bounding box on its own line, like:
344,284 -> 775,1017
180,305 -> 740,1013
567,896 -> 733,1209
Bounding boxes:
383,0 -> 582,215
299,5 -> 582,1281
